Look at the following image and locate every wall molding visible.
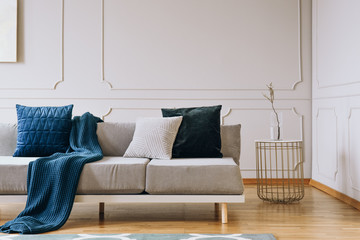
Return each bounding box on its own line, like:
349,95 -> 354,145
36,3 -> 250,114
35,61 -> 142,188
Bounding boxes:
101,0 -> 302,91
315,108 -> 338,182
348,107 -> 360,192
221,108 -> 232,125
313,0 -> 360,89
53,0 -> 65,90
100,0 -> 112,90
313,93 -> 360,100
224,107 -> 303,172
224,107 -> 303,139
1,0 -> 64,90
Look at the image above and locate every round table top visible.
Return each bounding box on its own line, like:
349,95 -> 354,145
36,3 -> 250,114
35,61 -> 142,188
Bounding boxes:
254,139 -> 302,143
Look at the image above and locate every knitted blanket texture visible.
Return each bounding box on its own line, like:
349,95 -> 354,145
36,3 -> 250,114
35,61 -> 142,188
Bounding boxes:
0,113 -> 103,234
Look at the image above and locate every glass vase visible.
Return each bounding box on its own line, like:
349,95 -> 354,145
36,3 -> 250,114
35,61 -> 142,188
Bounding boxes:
270,111 -> 282,140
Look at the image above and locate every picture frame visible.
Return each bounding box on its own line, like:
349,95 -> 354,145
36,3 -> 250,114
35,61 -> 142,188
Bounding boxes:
0,0 -> 17,62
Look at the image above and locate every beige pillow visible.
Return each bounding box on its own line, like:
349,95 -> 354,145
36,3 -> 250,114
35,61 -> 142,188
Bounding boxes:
124,117 -> 183,159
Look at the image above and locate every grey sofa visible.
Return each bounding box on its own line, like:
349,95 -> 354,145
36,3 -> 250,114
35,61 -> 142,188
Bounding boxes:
0,122 -> 244,223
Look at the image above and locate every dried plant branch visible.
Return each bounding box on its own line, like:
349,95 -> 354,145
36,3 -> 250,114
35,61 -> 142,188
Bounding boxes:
263,82 -> 280,140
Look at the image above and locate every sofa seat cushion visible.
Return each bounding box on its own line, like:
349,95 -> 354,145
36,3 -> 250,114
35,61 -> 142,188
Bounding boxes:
0,157 -> 34,194
145,158 -> 244,195
77,157 -> 149,194
0,156 -> 149,194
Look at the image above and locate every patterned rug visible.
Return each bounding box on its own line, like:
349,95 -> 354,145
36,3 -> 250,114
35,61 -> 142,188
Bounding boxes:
0,233 -> 276,240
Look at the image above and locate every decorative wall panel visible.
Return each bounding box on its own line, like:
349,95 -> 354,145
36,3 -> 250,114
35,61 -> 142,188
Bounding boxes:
314,0 -> 360,89
313,0 -> 360,201
0,0 -> 312,179
315,108 -> 338,181
103,0 -> 301,90
0,0 -> 63,90
348,108 -> 360,192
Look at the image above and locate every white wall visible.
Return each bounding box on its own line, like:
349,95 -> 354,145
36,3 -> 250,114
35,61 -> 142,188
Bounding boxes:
0,0 -> 312,178
312,0 -> 360,200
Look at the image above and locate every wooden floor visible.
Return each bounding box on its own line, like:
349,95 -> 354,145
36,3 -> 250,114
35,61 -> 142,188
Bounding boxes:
1,185 -> 360,239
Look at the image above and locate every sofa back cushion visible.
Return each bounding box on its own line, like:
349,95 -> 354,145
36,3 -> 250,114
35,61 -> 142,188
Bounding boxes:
96,122 -> 241,165
0,123 -> 17,156
0,122 -> 241,165
96,122 -> 135,156
221,124 -> 241,165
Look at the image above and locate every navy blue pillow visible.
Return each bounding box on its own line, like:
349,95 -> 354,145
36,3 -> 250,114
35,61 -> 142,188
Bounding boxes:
162,105 -> 223,158
13,104 -> 74,157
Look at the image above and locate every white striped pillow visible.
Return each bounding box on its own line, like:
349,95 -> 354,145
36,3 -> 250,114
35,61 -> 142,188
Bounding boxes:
123,116 -> 183,159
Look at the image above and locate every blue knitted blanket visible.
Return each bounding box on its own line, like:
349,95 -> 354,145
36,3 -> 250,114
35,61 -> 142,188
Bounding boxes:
0,112 -> 103,234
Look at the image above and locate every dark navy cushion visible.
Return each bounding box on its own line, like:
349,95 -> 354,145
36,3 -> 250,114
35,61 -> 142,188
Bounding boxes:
13,104 -> 74,157
161,105 -> 223,158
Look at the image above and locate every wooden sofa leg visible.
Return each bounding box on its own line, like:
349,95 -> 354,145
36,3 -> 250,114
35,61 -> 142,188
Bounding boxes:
99,202 -> 105,220
221,203 -> 228,224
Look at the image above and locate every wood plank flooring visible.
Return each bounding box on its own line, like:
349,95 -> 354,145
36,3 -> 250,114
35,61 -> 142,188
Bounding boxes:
1,185 -> 360,239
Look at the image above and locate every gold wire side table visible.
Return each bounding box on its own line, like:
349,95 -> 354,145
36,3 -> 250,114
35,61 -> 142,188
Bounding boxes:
255,140 -> 304,203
